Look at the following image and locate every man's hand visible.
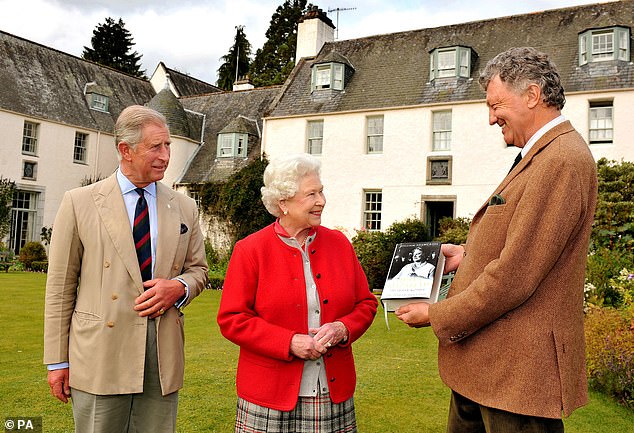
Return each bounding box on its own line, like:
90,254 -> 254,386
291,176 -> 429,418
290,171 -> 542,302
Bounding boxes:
290,334 -> 328,360
310,321 -> 349,348
134,278 -> 185,318
395,302 -> 431,328
441,244 -> 465,274
48,368 -> 71,403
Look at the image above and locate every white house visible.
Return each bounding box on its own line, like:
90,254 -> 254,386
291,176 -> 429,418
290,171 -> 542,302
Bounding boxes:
262,2 -> 634,238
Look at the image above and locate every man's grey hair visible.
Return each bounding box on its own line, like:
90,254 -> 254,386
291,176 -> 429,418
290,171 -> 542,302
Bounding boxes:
261,153 -> 322,217
479,47 -> 565,110
114,105 -> 168,160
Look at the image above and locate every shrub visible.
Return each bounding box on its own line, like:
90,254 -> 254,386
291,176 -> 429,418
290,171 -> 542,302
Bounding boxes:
352,218 -> 430,292
18,241 -> 47,270
30,261 -> 48,273
434,216 -> 471,245
585,306 -> 634,409
586,247 -> 634,308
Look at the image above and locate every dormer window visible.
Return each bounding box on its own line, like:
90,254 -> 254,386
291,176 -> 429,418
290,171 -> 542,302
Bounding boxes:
311,62 -> 344,91
89,93 -> 109,112
430,46 -> 473,80
579,27 -> 630,65
217,133 -> 248,158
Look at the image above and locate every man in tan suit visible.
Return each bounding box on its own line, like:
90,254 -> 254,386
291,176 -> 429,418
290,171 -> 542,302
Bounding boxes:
397,47 -> 597,432
44,105 -> 208,432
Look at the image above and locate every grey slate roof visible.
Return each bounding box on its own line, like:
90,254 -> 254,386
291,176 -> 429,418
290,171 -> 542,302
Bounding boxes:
0,30 -> 156,132
178,87 -> 281,184
270,0 -> 634,117
162,63 -> 222,96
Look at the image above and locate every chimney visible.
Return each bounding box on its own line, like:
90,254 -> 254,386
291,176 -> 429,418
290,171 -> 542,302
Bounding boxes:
296,6 -> 335,60
233,75 -> 254,91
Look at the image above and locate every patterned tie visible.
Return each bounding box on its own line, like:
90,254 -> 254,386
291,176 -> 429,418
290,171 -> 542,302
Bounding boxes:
508,151 -> 522,174
133,188 -> 152,282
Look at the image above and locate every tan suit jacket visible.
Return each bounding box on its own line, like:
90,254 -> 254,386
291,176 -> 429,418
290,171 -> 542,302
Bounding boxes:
44,173 -> 208,396
429,121 -> 597,418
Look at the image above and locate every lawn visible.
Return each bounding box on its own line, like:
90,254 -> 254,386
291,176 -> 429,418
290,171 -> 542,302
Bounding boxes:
1,272 -> 632,432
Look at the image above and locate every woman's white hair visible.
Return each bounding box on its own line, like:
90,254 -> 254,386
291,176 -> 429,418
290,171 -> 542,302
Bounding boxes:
261,153 -> 321,217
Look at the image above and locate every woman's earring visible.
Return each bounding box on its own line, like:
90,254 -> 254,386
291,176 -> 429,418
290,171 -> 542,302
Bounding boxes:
283,210 -> 288,215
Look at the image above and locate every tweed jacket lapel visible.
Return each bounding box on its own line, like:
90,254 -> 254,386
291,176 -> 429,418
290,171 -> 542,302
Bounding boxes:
92,173 -> 143,291
154,182 -> 180,279
475,120 -> 576,218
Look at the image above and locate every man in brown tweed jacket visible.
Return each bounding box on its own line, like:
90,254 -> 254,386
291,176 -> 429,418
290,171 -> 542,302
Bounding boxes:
397,47 -> 598,433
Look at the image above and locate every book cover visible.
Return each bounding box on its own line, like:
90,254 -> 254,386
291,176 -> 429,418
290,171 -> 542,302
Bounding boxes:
380,241 -> 446,316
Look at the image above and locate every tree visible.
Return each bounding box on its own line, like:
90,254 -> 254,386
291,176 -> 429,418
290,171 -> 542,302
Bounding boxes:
217,26 -> 252,90
82,17 -> 145,78
249,0 -> 308,87
0,177 -> 16,242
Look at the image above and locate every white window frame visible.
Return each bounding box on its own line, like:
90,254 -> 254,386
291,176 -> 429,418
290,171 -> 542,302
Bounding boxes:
22,121 -> 39,155
311,62 -> 345,91
589,101 -> 613,144
430,46 -> 471,80
366,115 -> 384,154
217,133 -> 248,158
74,132 -> 88,163
90,93 -> 109,112
432,111 -> 452,151
363,190 -> 382,231
307,120 -> 323,155
579,27 -> 630,65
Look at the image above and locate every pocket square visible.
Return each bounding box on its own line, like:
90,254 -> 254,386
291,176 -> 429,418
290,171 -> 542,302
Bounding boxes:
180,223 -> 188,234
488,194 -> 506,206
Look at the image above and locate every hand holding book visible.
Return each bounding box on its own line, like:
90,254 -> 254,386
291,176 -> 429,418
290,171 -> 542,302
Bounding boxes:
395,302 -> 431,328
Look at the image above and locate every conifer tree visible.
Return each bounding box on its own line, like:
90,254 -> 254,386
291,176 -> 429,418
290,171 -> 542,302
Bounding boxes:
82,17 -> 145,78
249,0 -> 308,87
217,26 -> 253,90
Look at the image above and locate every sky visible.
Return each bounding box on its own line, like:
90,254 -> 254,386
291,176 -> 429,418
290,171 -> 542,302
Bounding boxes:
0,0 -> 611,85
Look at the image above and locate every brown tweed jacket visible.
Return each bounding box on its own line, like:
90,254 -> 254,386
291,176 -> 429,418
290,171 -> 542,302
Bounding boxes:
429,121 -> 598,419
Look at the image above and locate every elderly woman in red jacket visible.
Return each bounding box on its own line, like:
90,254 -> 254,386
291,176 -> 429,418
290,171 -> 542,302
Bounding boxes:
217,153 -> 377,433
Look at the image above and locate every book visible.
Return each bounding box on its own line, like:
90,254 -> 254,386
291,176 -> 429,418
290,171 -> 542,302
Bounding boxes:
380,242 -> 446,327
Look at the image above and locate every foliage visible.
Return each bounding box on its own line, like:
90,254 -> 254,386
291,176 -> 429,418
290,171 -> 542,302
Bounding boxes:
40,226 -> 52,246
585,159 -> 634,308
30,261 -> 48,273
591,158 -> 634,250
249,0 -> 308,87
200,157 -> 275,247
2,273 -> 633,432
585,306 -> 634,409
82,17 -> 145,78
0,176 -> 16,241
352,218 -> 430,291
18,241 -> 47,270
217,26 -> 253,90
434,216 -> 471,245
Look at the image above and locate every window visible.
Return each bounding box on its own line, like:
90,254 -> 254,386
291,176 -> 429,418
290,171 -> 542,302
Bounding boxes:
90,93 -> 109,112
188,189 -> 201,208
9,190 -> 38,254
74,132 -> 88,163
22,161 -> 37,180
589,101 -> 613,144
430,46 -> 472,80
307,120 -> 323,155
367,116 -> 384,153
363,190 -> 382,231
579,27 -> 630,65
311,63 -> 345,91
217,133 -> 248,158
426,156 -> 452,185
22,121 -> 39,155
432,111 -> 452,151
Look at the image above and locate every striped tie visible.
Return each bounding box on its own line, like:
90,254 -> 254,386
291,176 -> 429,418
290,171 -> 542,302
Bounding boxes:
133,188 -> 152,282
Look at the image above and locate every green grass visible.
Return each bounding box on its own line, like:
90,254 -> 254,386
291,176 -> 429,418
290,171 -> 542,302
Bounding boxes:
1,272 -> 632,432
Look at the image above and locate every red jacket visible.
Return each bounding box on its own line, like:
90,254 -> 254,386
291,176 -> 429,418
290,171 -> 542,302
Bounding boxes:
217,223 -> 377,411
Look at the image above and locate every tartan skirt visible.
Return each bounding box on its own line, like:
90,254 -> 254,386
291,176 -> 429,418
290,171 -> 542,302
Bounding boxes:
235,394 -> 357,433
